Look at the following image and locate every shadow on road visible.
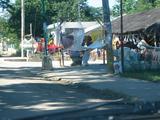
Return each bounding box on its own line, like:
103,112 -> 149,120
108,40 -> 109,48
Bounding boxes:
0,65 -> 124,120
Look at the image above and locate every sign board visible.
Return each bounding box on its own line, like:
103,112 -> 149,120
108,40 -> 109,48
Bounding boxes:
23,34 -> 34,49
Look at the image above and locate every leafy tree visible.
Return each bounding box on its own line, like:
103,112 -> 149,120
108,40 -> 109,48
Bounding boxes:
0,0 -> 14,14
7,0 -> 101,36
146,0 -> 157,7
135,0 -> 153,12
111,0 -> 160,17
0,0 -> 10,9
111,0 -> 137,16
0,17 -> 18,48
0,0 -> 101,48
0,17 -> 7,37
112,2 -> 120,17
155,0 -> 160,7
0,0 -> 19,48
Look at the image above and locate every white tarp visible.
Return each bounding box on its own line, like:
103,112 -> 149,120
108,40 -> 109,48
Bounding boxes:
87,39 -> 106,49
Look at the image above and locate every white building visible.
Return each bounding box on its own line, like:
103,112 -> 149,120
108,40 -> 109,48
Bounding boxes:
47,21 -> 102,46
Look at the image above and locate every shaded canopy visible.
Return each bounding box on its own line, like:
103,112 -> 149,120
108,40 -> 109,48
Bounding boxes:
112,8 -> 160,34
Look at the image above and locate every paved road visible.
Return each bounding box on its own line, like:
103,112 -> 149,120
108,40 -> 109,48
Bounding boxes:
0,61 -> 123,120
1,60 -> 160,119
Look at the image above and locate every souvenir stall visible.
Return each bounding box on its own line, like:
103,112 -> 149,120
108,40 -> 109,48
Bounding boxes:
61,22 -> 85,66
47,21 -> 106,66
111,8 -> 160,72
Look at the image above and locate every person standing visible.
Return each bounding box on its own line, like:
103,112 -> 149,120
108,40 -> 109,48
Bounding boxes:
81,35 -> 93,66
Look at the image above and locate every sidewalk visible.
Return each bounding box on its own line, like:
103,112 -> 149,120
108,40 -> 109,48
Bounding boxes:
41,63 -> 160,102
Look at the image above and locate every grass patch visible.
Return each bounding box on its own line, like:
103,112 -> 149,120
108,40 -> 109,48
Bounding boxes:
121,70 -> 160,82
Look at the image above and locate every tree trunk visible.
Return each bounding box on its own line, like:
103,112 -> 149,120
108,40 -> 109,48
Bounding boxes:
102,0 -> 114,73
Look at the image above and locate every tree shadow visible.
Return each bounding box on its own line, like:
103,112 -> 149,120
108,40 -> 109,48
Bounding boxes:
0,67 -> 41,80
0,65 -> 123,120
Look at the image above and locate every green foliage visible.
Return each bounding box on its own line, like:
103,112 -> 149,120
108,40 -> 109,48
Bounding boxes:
6,0 -> 101,37
112,0 -> 138,16
123,0 -> 137,13
121,70 -> 160,82
155,0 -> 160,7
0,0 -> 10,9
111,0 -> 160,17
0,17 -> 7,36
112,3 -> 120,17
135,0 -> 153,12
0,0 -> 102,48
0,17 -> 18,48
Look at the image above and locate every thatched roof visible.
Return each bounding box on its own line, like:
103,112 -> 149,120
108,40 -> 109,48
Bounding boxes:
112,8 -> 160,34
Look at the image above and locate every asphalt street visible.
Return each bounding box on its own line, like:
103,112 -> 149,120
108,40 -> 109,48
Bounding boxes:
0,61 -> 123,120
1,60 -> 160,120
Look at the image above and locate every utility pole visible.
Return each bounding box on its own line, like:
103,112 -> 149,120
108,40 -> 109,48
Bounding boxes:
120,0 -> 124,72
102,0 -> 114,73
21,0 -> 24,57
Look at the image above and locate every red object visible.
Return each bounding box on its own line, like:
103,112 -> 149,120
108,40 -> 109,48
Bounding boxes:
34,40 -> 63,54
48,44 -> 62,53
40,38 -> 45,42
36,42 -> 43,52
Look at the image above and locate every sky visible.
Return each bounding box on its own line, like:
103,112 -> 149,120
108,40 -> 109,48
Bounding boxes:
87,0 -> 117,8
